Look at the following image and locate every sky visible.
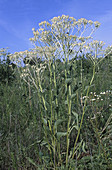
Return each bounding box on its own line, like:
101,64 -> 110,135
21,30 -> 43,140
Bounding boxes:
0,0 -> 112,53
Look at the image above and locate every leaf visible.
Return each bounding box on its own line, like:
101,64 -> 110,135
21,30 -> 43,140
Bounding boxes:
72,111 -> 79,129
54,119 -> 65,130
65,78 -> 72,85
57,132 -> 67,138
65,100 -> 68,105
40,141 -> 47,146
82,142 -> 86,153
70,125 -> 79,132
40,139 -> 53,150
42,118 -> 47,126
71,93 -> 76,99
84,84 -> 94,92
39,151 -> 43,158
72,111 -> 78,121
26,157 -> 38,167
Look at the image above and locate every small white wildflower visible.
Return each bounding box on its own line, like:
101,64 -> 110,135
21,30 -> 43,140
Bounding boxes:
94,21 -> 100,28
91,115 -> 96,119
88,20 -> 93,25
32,28 -> 35,31
39,28 -> 44,31
97,112 -> 101,114
102,92 -> 106,94
84,45 -> 89,50
46,22 -> 51,26
91,99 -> 96,101
39,21 -> 46,26
69,17 -> 76,21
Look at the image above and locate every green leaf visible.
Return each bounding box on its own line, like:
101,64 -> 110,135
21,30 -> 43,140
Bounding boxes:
65,78 -> 72,85
39,151 -> 43,158
82,142 -> 86,153
70,125 -> 79,131
84,84 -> 94,92
65,100 -> 68,105
26,157 -> 38,167
54,119 -> 65,130
72,111 -> 78,120
71,93 -> 76,99
57,132 -> 67,138
42,118 -> 47,126
40,141 -> 47,146
72,111 -> 79,128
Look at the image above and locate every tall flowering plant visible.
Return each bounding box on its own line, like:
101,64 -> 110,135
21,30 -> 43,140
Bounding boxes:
9,15 -> 112,168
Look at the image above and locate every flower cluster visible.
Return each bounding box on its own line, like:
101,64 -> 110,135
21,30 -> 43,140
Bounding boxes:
0,48 -> 8,56
105,45 -> 112,57
9,50 -> 38,66
81,90 -> 112,112
88,90 -> 112,102
81,90 -> 112,120
28,15 -> 102,61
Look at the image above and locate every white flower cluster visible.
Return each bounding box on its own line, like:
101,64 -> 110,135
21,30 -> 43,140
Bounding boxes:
89,90 -> 112,102
105,45 -> 112,56
28,15 -> 102,61
86,90 -> 112,119
0,48 -> 8,56
81,90 -> 112,103
9,50 -> 39,66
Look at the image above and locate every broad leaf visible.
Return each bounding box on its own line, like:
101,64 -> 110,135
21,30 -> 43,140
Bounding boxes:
54,119 -> 65,130
57,132 -> 67,138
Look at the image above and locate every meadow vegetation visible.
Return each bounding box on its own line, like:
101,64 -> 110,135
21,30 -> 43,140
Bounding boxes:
0,15 -> 112,169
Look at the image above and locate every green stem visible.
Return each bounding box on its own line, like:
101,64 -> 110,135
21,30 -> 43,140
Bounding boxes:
65,55 -> 72,166
49,61 -> 53,124
72,64 -> 96,159
66,85 -> 72,166
38,78 -> 47,111
80,58 -> 83,106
